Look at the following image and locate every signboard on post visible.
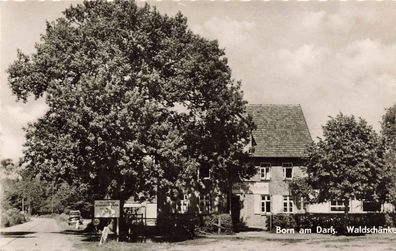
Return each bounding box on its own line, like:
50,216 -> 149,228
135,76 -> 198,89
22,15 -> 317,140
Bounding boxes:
94,200 -> 120,218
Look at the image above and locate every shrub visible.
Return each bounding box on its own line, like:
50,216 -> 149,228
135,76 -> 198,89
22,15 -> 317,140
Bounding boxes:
58,213 -> 69,222
270,214 -> 297,232
267,213 -> 396,235
157,214 -> 200,241
199,214 -> 233,234
295,213 -> 396,234
1,208 -> 28,227
384,213 -> 394,227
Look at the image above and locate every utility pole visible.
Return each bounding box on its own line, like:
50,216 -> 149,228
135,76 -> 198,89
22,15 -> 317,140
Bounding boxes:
51,181 -> 54,214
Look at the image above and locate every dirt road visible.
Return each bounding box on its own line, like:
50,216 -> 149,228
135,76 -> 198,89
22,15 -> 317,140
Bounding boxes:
0,217 -> 78,251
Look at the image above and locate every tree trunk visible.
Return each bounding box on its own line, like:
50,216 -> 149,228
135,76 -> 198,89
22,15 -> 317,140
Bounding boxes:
118,199 -> 125,240
344,200 -> 350,214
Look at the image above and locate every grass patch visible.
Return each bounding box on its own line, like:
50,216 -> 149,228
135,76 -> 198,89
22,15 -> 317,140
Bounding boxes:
75,240 -> 173,251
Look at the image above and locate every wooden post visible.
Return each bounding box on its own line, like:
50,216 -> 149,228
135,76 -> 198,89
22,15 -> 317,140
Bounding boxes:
218,215 -> 221,234
116,217 -> 119,242
99,226 -> 110,246
51,181 -> 54,214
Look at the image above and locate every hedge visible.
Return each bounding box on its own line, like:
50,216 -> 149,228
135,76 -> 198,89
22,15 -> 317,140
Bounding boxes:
157,214 -> 200,241
270,213 -> 396,234
199,213 -> 233,234
156,213 -> 233,240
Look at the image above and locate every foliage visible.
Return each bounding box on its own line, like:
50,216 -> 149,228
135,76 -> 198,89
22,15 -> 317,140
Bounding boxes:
157,214 -> 200,241
304,114 -> 385,212
382,104 -> 396,149
270,214 -> 297,232
7,0 -> 254,210
295,213 -> 396,234
1,159 -> 92,216
380,104 -> 396,206
289,176 -> 315,205
41,182 -> 93,217
199,213 -> 233,234
269,213 -> 396,235
1,160 -> 47,215
0,159 -> 20,180
1,208 -> 29,227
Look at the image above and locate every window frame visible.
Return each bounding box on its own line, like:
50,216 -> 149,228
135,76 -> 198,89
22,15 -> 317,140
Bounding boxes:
261,194 -> 271,214
282,163 -> 293,180
259,162 -> 271,180
330,200 -> 349,212
177,194 -> 189,214
283,195 -> 294,213
198,194 -> 211,214
198,166 -> 211,180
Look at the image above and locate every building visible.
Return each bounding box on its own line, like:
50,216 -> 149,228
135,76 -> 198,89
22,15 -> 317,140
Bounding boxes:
232,104 -> 312,228
232,104 -> 394,229
122,104 -> 394,229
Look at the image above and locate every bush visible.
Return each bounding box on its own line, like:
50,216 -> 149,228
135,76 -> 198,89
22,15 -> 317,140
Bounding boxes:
157,214 -> 200,241
199,213 -> 233,234
295,213 -> 396,234
270,214 -> 297,232
58,213 -> 69,222
1,208 -> 28,227
267,213 -> 396,235
384,213 -> 394,227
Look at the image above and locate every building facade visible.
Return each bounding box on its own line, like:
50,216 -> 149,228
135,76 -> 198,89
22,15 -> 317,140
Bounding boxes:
123,104 -> 394,228
232,104 -> 312,228
233,104 -> 394,229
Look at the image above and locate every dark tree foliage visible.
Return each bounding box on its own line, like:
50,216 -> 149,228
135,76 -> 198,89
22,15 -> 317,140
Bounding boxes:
7,0 -> 254,211
382,104 -> 396,149
381,104 -> 396,206
304,114 -> 385,213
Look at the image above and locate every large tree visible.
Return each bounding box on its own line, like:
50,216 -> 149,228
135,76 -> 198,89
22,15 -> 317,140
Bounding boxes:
304,114 -> 385,213
7,0 -> 254,215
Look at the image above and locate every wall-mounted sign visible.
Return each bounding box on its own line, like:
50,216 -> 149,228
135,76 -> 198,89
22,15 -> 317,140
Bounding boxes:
94,200 -> 120,218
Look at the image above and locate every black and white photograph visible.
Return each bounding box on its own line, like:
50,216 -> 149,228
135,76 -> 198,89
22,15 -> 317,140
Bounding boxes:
1,0 -> 396,250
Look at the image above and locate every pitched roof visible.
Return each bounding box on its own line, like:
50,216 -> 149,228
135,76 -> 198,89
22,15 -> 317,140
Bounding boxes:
247,104 -> 312,158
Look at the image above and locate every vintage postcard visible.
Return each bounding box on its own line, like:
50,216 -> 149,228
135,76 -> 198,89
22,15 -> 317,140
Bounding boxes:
1,1 -> 396,250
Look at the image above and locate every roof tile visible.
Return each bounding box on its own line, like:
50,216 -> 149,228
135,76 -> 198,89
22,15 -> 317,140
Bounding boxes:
247,104 -> 312,158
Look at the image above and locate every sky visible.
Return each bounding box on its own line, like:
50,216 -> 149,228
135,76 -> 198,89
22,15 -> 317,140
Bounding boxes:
1,1 -> 396,161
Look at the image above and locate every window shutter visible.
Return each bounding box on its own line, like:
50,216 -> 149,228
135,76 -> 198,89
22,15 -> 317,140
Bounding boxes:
254,194 -> 261,214
267,168 -> 271,180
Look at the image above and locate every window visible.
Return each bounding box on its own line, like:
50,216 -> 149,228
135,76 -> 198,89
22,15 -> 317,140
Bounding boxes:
259,163 -> 271,180
199,166 -> 211,180
330,200 -> 349,212
363,201 -> 381,212
297,197 -> 308,210
282,163 -> 293,180
283,196 -> 294,213
261,195 -> 271,213
177,194 -> 189,214
199,194 -> 211,213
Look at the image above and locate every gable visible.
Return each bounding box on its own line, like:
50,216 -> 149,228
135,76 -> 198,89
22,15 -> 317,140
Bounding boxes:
247,104 -> 312,158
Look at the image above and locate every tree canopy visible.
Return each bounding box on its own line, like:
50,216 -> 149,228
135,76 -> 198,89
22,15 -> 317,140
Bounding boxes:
380,104 -> 396,206
382,104 -> 396,149
303,114 -> 385,212
7,0 -> 254,209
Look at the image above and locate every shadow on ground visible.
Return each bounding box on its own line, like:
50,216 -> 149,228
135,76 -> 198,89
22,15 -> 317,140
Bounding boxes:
53,224 -> 200,244
0,231 -> 36,238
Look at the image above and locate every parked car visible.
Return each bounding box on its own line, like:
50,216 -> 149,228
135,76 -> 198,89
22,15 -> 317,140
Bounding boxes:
68,210 -> 83,225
